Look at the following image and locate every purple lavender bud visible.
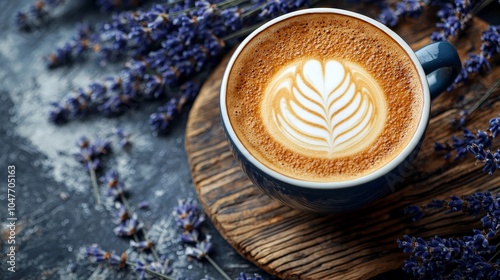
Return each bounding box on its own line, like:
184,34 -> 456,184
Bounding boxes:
436,15 -> 461,38
481,25 -> 500,58
15,12 -> 30,31
130,240 -> 154,251
149,97 -> 180,133
107,253 -> 122,266
447,195 -> 464,212
221,8 -> 242,31
185,235 -> 212,259
433,142 -> 447,152
180,81 -> 201,102
397,235 -> 414,254
143,74 -> 165,100
475,130 -> 492,147
174,199 -> 206,230
489,117 -> 500,138
88,82 -> 107,102
46,23 -> 93,68
114,127 -> 132,148
394,0 -> 423,19
85,244 -> 109,263
48,102 -> 70,124
148,261 -> 164,273
138,200 -> 149,209
404,205 -> 425,221
114,213 -> 142,237
93,139 -> 112,156
430,31 -> 447,42
180,229 -> 200,243
468,143 -> 487,161
482,152 -> 497,175
464,54 -> 490,74
114,202 -> 130,222
378,7 -> 399,27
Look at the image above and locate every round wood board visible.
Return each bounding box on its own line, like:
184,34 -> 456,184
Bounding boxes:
185,16 -> 500,279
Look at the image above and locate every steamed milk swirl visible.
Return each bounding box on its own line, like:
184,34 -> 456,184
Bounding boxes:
262,59 -> 387,157
226,13 -> 423,182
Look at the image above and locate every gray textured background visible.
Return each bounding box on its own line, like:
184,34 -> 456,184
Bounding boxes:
0,1 -> 271,279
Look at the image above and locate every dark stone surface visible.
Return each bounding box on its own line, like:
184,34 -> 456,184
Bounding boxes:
0,1 -> 271,279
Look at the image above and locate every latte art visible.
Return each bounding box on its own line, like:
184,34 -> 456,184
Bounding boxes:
262,59 -> 387,157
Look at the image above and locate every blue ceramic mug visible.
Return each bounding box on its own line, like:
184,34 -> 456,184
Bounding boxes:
219,8 -> 461,213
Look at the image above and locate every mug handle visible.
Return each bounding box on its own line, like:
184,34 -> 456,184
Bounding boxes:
415,41 -> 462,99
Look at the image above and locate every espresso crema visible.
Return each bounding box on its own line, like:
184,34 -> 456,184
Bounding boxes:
226,12 -> 423,182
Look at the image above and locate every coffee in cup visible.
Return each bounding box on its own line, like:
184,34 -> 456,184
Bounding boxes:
225,11 -> 423,182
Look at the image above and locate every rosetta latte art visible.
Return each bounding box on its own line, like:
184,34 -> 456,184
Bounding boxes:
261,59 -> 387,157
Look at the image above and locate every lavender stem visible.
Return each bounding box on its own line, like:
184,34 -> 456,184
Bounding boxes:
120,192 -> 161,262
467,80 -> 500,115
89,167 -> 100,207
125,261 -> 175,280
205,255 -> 231,280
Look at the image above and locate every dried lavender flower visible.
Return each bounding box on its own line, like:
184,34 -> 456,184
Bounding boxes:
138,200 -> 149,209
174,198 -> 206,231
113,213 -> 143,237
114,127 -> 132,148
15,0 -> 66,31
102,169 -> 126,199
85,244 -> 127,268
130,240 -> 154,251
48,0 -> 312,129
45,23 -> 93,68
185,235 -> 212,259
435,115 -> 500,166
399,191 -> 500,278
114,202 -> 130,223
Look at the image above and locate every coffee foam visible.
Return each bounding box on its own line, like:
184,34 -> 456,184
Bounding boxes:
262,58 -> 387,157
226,13 -> 423,182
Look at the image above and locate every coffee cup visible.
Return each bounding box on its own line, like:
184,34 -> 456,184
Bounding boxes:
219,8 -> 461,212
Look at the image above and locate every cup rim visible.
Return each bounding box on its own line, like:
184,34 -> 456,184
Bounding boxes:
219,8 -> 430,190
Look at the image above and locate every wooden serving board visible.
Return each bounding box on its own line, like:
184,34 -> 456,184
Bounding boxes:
185,12 -> 500,279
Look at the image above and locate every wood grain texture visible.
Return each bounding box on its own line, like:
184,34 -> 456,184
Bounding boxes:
185,12 -> 500,280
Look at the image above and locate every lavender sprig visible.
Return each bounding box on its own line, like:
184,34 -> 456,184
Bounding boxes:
48,0 -> 313,127
429,0 -> 480,42
15,0 -> 67,31
104,170 -> 161,261
451,25 -> 500,88
45,23 -> 94,68
435,115 -> 500,174
398,233 -> 499,279
74,136 -> 111,206
399,192 -> 500,278
174,199 -> 231,280
149,81 -> 200,133
85,244 -> 174,280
